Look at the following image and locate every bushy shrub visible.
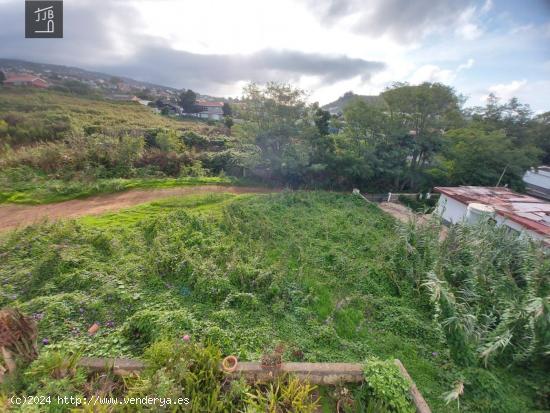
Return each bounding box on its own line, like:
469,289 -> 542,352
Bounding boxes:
360,358 -> 415,413
122,309 -> 197,346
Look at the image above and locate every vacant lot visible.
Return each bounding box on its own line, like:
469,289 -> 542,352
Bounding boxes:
0,191 -> 544,411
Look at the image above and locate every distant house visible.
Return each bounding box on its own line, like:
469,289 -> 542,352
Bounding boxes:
3,73 -> 48,88
195,100 -> 224,120
523,166 -> 550,201
156,100 -> 181,116
434,186 -> 550,247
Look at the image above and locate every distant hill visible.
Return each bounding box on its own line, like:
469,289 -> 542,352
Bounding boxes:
0,59 -> 224,102
323,91 -> 386,115
0,58 -> 177,92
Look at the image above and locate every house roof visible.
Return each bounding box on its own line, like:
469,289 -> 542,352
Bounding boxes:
196,100 -> 224,107
434,186 -> 550,237
4,74 -> 47,83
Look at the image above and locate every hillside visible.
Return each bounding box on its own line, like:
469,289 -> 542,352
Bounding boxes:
0,58 -> 176,92
0,88 -> 216,141
323,91 -> 386,114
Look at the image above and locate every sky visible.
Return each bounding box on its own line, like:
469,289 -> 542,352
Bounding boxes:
0,0 -> 549,111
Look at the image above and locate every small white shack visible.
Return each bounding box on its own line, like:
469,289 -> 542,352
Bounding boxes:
434,186 -> 550,247
523,166 -> 550,201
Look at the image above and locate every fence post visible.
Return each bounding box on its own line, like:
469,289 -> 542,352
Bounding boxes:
387,192 -> 392,202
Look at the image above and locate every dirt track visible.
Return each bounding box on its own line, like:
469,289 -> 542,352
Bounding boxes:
0,186 -> 273,232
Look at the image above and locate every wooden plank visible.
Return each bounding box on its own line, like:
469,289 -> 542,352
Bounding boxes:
394,359 -> 432,413
77,358 -> 430,412
79,357 -> 145,376
229,362 -> 364,385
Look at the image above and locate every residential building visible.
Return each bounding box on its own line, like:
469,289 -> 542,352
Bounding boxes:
195,100 -> 224,120
434,186 -> 550,247
3,73 -> 48,88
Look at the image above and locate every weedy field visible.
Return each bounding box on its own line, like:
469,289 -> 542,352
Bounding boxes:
0,89 -> 210,142
1,191 -> 547,412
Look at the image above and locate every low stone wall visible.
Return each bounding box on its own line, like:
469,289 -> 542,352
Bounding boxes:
78,358 -> 431,413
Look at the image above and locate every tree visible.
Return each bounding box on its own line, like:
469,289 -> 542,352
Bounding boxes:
239,82 -> 309,183
431,126 -> 540,189
0,71 -> 5,85
222,102 -> 233,117
179,89 -> 197,113
339,98 -> 411,189
530,111 -> 550,164
313,106 -> 330,136
224,116 -> 234,135
381,82 -> 461,189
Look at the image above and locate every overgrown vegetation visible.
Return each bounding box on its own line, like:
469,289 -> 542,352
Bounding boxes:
0,90 -> 246,203
1,191 -> 547,411
2,82 -> 549,204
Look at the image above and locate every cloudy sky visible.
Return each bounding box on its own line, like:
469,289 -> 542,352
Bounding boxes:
0,0 -> 549,111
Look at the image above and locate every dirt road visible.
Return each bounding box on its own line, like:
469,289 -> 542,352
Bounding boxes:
0,186 -> 273,232
378,202 -> 448,239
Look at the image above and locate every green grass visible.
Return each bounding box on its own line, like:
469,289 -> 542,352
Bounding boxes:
0,174 -> 234,204
0,88 -> 216,137
0,191 -> 543,412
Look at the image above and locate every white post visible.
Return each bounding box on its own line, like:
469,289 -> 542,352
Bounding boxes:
387,192 -> 392,202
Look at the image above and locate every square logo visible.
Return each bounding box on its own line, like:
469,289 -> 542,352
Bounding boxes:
25,0 -> 63,38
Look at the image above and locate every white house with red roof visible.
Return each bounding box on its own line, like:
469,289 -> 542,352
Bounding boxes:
434,186 -> 550,247
195,100 -> 224,120
3,73 -> 48,89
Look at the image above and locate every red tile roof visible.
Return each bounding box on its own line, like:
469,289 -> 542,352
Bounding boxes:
5,74 -> 45,82
434,186 -> 550,237
4,74 -> 48,88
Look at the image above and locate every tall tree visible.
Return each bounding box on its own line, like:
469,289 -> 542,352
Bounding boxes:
179,89 -> 197,113
431,126 -> 540,189
0,71 -> 5,85
222,102 -> 233,117
381,82 -> 461,189
240,82 -> 309,183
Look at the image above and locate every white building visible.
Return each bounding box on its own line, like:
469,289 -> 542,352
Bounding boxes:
523,166 -> 550,201
434,186 -> 550,247
195,100 -> 224,120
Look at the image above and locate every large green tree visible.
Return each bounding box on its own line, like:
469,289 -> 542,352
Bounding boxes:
430,127 -> 540,189
179,89 -> 198,113
381,82 -> 461,189
240,82 -> 310,183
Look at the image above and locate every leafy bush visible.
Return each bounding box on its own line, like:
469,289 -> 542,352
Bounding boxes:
361,358 -> 415,413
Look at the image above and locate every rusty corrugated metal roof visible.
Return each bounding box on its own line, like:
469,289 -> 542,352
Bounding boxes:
434,186 -> 550,237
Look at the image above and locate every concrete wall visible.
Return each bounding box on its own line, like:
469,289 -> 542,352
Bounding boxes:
436,194 -> 547,245
435,194 -> 467,224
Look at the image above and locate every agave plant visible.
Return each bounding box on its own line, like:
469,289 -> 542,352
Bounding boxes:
0,308 -> 38,371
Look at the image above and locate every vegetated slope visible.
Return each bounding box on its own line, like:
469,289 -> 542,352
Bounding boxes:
0,58 -> 177,92
0,191 -> 543,412
0,88 -> 214,144
0,89 -> 242,204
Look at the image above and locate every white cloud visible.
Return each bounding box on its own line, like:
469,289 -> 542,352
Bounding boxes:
481,0 -> 493,14
409,58 -> 474,84
457,58 -> 475,72
484,79 -> 528,101
409,65 -> 455,84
